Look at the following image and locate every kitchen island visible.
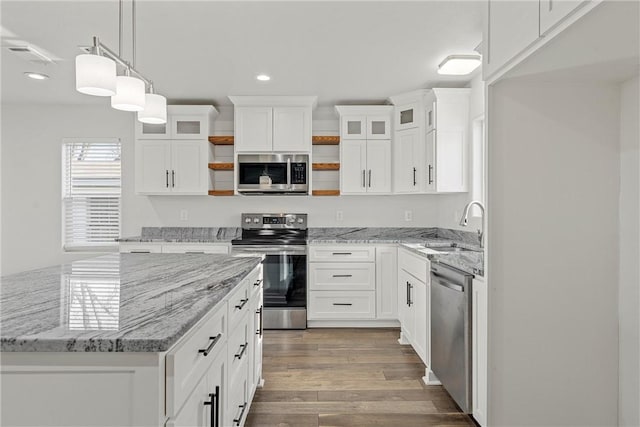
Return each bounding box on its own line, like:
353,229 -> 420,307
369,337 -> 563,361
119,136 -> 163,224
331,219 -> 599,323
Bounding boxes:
0,253 -> 264,427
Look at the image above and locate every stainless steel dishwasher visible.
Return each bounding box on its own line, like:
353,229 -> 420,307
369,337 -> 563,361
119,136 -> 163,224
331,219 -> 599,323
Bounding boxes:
430,261 -> 474,413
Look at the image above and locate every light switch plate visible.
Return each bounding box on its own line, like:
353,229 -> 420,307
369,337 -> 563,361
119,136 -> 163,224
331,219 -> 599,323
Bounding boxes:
336,211 -> 344,221
405,210 -> 413,222
180,210 -> 188,221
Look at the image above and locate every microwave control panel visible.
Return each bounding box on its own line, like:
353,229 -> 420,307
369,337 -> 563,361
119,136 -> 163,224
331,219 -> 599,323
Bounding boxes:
291,163 -> 307,184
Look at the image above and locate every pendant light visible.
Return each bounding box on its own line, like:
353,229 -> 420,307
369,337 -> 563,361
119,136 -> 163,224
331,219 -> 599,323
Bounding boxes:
75,47 -> 116,96
138,85 -> 167,124
111,70 -> 146,111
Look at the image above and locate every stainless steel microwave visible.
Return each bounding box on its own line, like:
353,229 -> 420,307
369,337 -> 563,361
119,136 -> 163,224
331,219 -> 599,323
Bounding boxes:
237,154 -> 309,195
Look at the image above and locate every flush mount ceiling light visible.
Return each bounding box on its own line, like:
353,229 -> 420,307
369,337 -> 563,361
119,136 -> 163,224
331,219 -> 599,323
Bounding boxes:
256,74 -> 271,81
74,0 -> 166,123
24,71 -> 49,80
437,54 -> 482,76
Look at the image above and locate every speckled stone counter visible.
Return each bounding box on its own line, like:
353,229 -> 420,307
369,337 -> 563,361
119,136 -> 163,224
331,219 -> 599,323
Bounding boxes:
0,253 -> 262,352
400,243 -> 484,276
118,227 -> 241,243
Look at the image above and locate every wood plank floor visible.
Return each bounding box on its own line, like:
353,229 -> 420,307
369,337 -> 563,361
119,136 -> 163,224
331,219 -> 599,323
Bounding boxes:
245,328 -> 475,427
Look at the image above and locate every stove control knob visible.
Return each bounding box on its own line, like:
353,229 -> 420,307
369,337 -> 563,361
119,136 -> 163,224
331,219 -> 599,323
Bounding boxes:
244,217 -> 252,224
253,218 -> 260,224
297,218 -> 304,224
287,216 -> 295,224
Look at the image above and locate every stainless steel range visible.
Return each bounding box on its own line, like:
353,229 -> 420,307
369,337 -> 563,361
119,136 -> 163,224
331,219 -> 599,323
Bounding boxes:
231,213 -> 307,329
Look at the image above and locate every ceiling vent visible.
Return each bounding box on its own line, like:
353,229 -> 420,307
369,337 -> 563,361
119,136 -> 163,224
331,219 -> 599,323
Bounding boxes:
6,45 -> 53,64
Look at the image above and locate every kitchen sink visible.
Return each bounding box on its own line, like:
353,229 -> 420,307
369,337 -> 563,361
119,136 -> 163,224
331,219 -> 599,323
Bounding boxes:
426,246 -> 480,253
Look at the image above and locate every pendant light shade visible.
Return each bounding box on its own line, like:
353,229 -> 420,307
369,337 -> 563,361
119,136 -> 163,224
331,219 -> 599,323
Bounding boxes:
111,75 -> 146,111
75,54 -> 117,96
138,93 -> 167,124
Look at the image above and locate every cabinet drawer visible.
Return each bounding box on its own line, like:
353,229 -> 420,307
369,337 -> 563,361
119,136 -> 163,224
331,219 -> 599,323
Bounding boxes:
228,280 -> 251,328
166,303 -> 226,417
228,313 -> 250,386
119,243 -> 162,253
309,291 -> 376,320
161,244 -> 229,254
247,264 -> 263,299
309,262 -> 375,291
308,246 -> 375,262
398,248 -> 429,283
227,368 -> 248,427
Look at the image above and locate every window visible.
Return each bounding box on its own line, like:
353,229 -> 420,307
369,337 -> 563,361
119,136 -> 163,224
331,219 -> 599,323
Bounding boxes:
62,138 -> 121,251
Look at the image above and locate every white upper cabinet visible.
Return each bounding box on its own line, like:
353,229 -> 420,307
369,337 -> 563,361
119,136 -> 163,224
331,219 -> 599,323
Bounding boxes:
539,0 -> 587,35
136,121 -> 171,139
273,107 -> 311,151
483,0 -> 540,79
135,105 -> 217,140
425,130 -> 436,193
229,96 -> 317,153
336,106 -> 393,195
135,140 -> 208,195
235,107 -> 273,152
395,103 -> 420,131
394,127 -> 422,193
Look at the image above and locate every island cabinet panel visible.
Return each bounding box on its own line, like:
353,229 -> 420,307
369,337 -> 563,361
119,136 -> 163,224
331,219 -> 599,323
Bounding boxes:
166,302 -> 227,417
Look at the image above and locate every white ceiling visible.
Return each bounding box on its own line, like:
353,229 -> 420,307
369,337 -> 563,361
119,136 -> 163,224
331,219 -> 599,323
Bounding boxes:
1,1 -> 483,107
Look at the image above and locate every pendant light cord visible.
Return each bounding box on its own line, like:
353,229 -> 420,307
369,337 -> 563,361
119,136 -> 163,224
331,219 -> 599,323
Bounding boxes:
118,0 -> 123,57
132,0 -> 136,68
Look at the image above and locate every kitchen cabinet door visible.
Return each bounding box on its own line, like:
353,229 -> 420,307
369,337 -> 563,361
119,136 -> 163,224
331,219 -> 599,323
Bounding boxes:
394,128 -> 422,193
472,277 -> 488,426
135,140 -> 172,194
168,375 -> 209,427
171,115 -> 208,140
171,140 -> 208,194
395,103 -> 419,131
273,107 -> 311,152
135,120 -> 171,139
235,107 -> 273,152
341,115 -> 367,140
376,246 -> 398,320
435,129 -> 466,193
340,140 -> 367,194
484,0 -> 540,79
540,0 -> 586,35
366,115 -> 391,140
366,139 -> 391,193
425,131 -> 436,193
398,269 -> 416,344
412,277 -> 428,366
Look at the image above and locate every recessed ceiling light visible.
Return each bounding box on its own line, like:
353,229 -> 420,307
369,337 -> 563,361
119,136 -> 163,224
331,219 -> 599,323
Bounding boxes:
24,71 -> 49,80
256,74 -> 271,81
437,55 -> 482,76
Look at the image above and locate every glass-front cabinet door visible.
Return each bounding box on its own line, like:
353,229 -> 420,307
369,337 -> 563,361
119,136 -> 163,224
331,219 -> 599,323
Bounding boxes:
366,115 -> 391,139
341,115 -> 367,139
395,103 -> 419,131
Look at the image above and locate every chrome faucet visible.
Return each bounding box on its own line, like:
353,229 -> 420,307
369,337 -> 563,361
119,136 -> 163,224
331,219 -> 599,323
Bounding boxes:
459,200 -> 485,248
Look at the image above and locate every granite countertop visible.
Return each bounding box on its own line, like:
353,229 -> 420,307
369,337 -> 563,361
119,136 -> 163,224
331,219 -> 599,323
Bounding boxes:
118,227 -> 241,243
0,253 -> 262,352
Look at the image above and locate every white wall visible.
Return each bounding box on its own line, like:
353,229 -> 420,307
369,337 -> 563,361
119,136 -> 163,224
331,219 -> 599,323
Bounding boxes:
487,82 -> 621,426
618,74 -> 639,427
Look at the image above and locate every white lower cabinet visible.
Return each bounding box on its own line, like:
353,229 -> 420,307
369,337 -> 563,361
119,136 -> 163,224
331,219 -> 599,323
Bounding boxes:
472,276 -> 488,426
397,248 -> 430,367
308,245 -> 399,325
119,243 -> 230,255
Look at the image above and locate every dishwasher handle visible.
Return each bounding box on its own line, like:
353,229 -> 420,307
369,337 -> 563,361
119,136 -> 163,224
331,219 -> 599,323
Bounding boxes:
431,272 -> 464,292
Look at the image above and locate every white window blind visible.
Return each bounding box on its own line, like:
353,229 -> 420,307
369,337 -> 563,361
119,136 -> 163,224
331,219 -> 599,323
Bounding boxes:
63,139 -> 121,250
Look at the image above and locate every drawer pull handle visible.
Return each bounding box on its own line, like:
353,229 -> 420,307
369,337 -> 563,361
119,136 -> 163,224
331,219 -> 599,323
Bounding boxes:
203,386 -> 220,427
256,306 -> 263,337
130,250 -> 151,253
332,274 -> 353,278
333,303 -> 353,306
234,342 -> 248,360
198,333 -> 222,357
254,278 -> 263,287
332,252 -> 352,255
233,402 -> 247,426
235,298 -> 249,310
185,251 -> 205,254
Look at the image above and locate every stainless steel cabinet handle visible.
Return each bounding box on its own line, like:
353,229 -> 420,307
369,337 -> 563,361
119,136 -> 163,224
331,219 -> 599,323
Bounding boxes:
368,169 -> 372,187
234,342 -> 248,360
235,298 -> 248,310
408,283 -> 413,307
428,165 -> 433,184
332,252 -> 352,255
198,333 -> 222,356
413,168 -> 417,186
332,274 -> 353,278
130,250 -> 151,253
171,170 -> 175,187
406,281 -> 410,305
185,251 -> 205,254
166,170 -> 169,188
333,303 -> 353,306
362,170 -> 366,187
233,402 -> 247,426
256,306 -> 263,336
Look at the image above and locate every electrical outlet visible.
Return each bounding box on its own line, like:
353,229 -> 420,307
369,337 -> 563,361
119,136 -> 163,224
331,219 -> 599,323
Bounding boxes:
405,210 -> 413,222
336,210 -> 344,221
180,210 -> 188,221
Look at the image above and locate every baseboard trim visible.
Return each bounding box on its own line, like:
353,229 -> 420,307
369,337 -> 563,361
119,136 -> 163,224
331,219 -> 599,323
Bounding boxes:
307,320 -> 400,328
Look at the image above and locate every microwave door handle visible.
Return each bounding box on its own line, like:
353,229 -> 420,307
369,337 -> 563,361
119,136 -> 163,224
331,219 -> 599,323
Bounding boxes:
287,158 -> 292,190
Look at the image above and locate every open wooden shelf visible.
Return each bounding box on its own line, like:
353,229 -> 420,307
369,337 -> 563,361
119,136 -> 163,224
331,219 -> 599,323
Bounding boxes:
208,136 -> 234,145
208,162 -> 234,170
312,136 -> 340,145
208,135 -> 340,146
312,162 -> 340,171
312,189 -> 340,196
208,190 -> 235,196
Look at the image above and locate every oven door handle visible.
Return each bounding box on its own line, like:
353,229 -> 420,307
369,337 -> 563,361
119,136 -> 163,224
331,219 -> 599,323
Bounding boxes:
287,158 -> 292,190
